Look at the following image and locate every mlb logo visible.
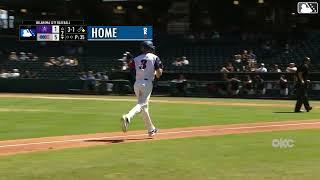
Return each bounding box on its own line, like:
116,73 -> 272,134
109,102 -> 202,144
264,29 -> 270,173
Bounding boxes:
20,29 -> 35,38
297,2 -> 318,14
19,26 -> 37,41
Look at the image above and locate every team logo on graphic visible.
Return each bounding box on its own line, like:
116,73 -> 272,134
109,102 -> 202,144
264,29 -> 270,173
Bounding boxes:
297,2 -> 318,14
20,28 -> 36,37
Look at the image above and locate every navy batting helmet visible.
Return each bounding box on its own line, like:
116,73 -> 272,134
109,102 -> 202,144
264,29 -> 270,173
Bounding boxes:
140,41 -> 155,50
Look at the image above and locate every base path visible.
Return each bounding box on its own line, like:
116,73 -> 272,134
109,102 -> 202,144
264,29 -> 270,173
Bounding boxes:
0,119 -> 320,156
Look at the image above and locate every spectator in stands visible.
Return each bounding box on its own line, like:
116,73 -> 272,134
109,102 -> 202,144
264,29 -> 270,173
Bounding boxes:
286,63 -> 297,73
97,72 -> 113,92
124,52 -> 133,63
256,63 -> 268,73
242,75 -> 254,95
45,57 -> 60,67
19,52 -> 28,61
9,52 -> 38,61
64,57 -> 79,66
79,72 -> 87,91
243,65 -> 251,72
181,56 -> 189,65
86,71 -> 96,91
44,56 -> 78,67
62,57 -> 69,66
20,70 -> 38,79
79,72 -> 87,80
227,75 -> 241,96
220,62 -> 234,73
9,52 -> 18,61
55,57 -> 63,66
241,50 -> 250,67
0,69 -> 8,78
6,70 -> 12,78
172,57 -> 182,66
271,64 -> 282,72
284,43 -> 291,54
211,31 -> 220,39
174,74 -> 187,83
31,71 -> 38,79
254,75 -> 266,95
171,56 -> 189,67
121,61 -> 129,71
245,61 -> 258,72
11,69 -> 20,78
171,74 -> 187,96
126,52 -> 135,85
23,70 -> 32,78
279,75 -> 288,96
27,53 -> 38,61
70,59 -> 79,66
44,57 -> 54,67
121,51 -> 131,61
187,33 -> 195,40
262,41 -> 272,51
234,54 -> 242,72
95,72 -> 103,80
248,50 -> 256,60
101,72 -> 109,80
57,56 -> 67,66
248,60 -> 257,72
242,50 -> 250,59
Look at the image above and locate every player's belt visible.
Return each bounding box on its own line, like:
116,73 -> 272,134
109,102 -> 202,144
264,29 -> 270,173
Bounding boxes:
144,78 -> 149,80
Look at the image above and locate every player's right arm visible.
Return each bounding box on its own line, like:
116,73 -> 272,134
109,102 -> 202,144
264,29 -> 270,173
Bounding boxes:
154,56 -> 163,79
297,65 -> 307,84
155,68 -> 163,79
298,72 -> 304,84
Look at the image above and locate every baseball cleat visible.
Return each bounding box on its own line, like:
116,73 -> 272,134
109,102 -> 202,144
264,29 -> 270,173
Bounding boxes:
306,107 -> 313,112
121,115 -> 130,133
148,128 -> 158,137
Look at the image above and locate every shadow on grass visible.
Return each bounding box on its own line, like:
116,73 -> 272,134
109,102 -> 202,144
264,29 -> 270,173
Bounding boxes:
273,111 -> 300,113
85,137 -> 152,144
85,139 -> 125,143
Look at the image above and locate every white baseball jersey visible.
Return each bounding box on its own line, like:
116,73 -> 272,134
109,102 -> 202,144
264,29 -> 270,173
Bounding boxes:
133,53 -> 162,81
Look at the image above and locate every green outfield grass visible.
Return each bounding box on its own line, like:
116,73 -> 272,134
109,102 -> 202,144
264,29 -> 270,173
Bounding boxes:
0,96 -> 319,140
0,129 -> 319,180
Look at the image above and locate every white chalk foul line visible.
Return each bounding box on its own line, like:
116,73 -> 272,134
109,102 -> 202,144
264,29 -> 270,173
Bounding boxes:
0,121 -> 319,149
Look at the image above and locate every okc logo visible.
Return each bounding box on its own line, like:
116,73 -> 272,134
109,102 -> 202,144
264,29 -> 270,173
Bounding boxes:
272,138 -> 294,148
39,34 -> 50,40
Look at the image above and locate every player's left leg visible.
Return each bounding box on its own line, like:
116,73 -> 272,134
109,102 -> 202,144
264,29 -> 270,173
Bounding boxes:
294,85 -> 304,112
140,81 -> 157,136
141,105 -> 155,132
302,86 -> 312,112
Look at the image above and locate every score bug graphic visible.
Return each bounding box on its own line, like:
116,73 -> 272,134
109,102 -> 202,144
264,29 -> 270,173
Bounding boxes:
297,2 -> 318,14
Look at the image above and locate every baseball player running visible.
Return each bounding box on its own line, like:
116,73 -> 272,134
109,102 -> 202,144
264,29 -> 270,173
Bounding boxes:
121,41 -> 163,137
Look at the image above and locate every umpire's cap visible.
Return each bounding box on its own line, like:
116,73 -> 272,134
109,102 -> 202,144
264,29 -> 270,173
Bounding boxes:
141,41 -> 155,50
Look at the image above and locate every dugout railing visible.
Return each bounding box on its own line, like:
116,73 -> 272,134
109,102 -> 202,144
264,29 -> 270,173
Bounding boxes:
0,78 -> 319,100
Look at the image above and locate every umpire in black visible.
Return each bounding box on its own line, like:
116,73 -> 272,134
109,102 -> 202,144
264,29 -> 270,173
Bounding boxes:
294,57 -> 312,112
